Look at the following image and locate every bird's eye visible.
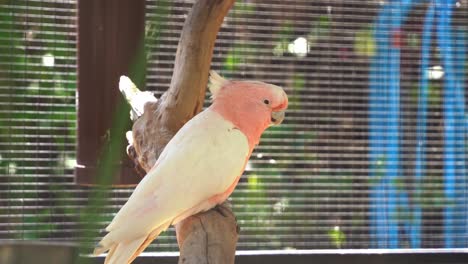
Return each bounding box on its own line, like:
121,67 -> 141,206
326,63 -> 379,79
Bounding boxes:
263,99 -> 270,105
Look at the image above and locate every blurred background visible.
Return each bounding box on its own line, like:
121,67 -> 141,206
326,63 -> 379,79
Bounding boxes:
0,0 -> 467,254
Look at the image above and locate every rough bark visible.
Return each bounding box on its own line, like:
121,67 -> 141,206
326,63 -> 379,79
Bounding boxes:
176,202 -> 239,264
122,0 -> 239,263
131,0 -> 235,172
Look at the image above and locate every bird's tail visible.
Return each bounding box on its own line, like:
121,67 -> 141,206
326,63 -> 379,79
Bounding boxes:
102,236 -> 146,264
94,221 -> 171,264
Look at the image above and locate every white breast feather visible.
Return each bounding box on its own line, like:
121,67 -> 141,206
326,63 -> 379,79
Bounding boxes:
105,109 -> 249,240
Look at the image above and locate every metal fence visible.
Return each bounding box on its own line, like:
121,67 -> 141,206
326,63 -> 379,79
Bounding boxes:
0,0 -> 467,253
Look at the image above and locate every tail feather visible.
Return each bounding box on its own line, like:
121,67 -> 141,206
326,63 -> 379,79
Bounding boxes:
93,244 -> 108,256
94,221 -> 172,264
127,221 -> 171,264
103,245 -> 118,264
93,231 -> 114,256
104,236 -> 146,264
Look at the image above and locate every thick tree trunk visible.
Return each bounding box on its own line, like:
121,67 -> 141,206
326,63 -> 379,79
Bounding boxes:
121,0 -> 239,263
176,203 -> 239,264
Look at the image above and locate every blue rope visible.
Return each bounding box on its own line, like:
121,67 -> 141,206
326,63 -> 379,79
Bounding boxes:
436,0 -> 458,248
369,6 -> 394,247
369,0 -> 465,248
369,0 -> 419,248
452,28 -> 467,247
412,2 -> 435,248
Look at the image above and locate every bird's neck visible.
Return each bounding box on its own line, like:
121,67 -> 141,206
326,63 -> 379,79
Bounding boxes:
209,105 -> 268,150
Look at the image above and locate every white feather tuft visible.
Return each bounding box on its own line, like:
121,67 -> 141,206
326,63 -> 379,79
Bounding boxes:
208,70 -> 228,100
119,75 -> 157,121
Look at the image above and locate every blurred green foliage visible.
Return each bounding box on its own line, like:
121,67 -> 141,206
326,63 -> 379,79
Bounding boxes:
328,227 -> 346,248
0,0 -> 77,240
307,15 -> 331,46
354,27 -> 375,57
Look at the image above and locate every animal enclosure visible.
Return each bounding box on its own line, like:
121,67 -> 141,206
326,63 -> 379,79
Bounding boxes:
0,0 -> 467,259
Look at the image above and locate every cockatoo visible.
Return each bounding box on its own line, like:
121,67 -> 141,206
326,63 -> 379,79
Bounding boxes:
94,71 -> 288,264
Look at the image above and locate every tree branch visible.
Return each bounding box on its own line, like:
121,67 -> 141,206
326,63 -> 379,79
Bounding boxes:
120,0 -> 238,263
176,202 -> 239,264
163,0 -> 234,124
131,0 -> 235,172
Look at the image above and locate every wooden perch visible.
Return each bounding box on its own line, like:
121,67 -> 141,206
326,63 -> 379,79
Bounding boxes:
176,202 -> 239,264
131,0 -> 235,172
120,0 -> 238,263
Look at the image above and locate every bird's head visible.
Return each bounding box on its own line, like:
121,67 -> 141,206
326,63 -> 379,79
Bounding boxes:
209,71 -> 288,147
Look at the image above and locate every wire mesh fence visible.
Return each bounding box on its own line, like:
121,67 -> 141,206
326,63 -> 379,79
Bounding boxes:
0,0 -> 467,253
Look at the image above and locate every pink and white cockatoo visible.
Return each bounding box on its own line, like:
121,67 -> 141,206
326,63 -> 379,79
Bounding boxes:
94,71 -> 288,264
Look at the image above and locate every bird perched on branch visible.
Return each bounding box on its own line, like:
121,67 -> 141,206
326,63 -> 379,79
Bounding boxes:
94,71 -> 288,264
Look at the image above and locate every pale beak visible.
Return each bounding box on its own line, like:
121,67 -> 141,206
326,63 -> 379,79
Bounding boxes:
271,110 -> 285,125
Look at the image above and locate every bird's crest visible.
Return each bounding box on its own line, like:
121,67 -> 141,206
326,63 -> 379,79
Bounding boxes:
208,70 -> 229,100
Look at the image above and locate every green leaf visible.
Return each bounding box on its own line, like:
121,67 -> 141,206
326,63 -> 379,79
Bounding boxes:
328,227 -> 346,248
354,27 -> 375,57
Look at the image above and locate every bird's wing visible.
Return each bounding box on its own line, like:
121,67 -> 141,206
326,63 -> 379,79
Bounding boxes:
101,109 -> 250,244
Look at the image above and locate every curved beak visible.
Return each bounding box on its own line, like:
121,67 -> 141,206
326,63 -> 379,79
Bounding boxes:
270,110 -> 285,125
